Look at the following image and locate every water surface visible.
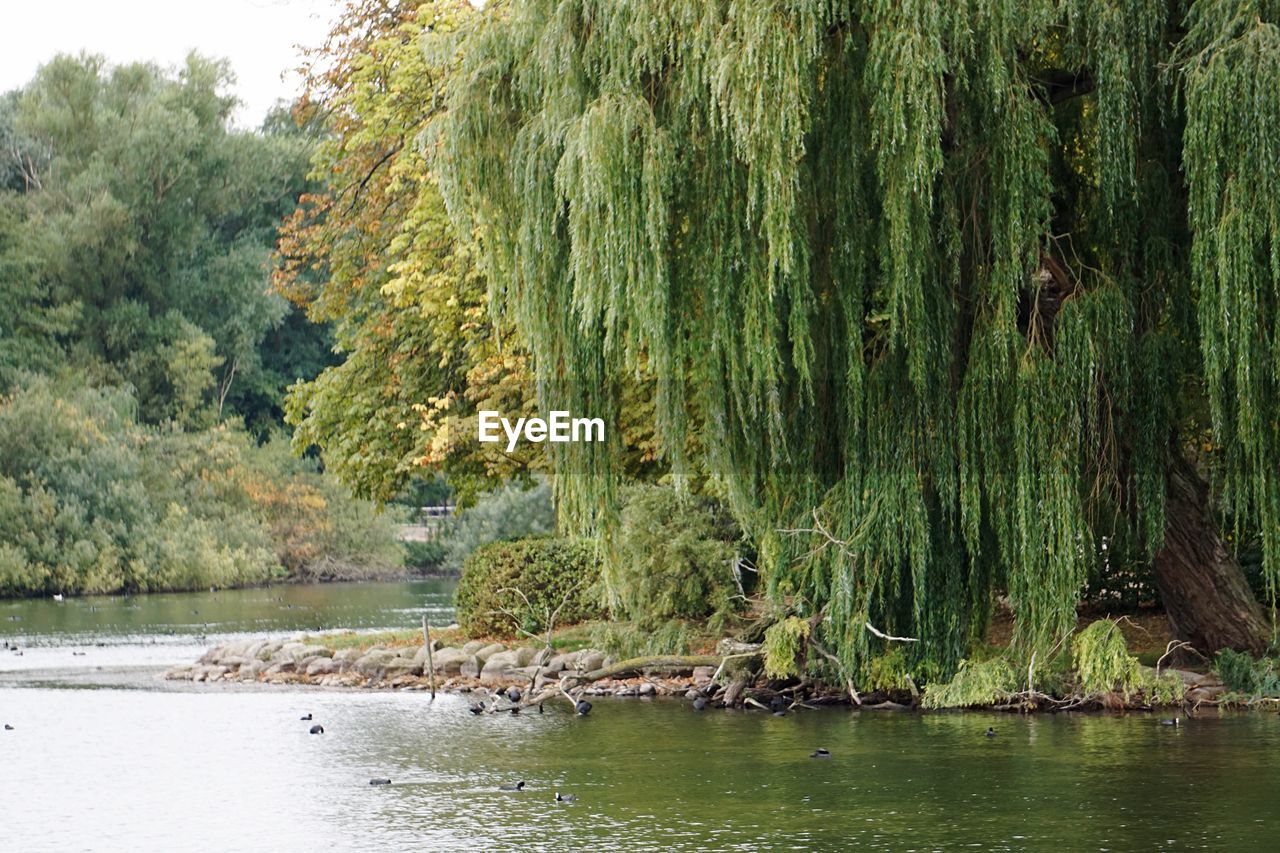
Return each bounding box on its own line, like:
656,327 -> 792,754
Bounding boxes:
2,583 -> 1278,851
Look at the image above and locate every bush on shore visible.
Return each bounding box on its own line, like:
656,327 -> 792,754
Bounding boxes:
455,536 -> 602,637
608,484 -> 746,631
0,379 -> 401,596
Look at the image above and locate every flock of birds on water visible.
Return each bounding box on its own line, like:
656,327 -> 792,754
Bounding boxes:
3,592 -> 1192,791
275,685 -> 1193,801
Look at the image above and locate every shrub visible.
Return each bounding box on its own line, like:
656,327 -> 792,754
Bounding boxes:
0,379 -> 402,595
922,658 -> 1018,709
404,539 -> 447,572
440,480 -> 556,573
1215,649 -> 1280,698
455,537 -> 603,637
763,616 -> 811,679
1072,619 -> 1145,699
609,484 -> 745,629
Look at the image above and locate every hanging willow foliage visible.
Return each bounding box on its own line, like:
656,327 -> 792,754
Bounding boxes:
435,0 -> 1280,678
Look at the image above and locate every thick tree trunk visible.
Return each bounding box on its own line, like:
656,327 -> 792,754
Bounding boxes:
1151,455 -> 1270,656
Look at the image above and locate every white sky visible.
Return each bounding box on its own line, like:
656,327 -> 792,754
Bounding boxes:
0,0 -> 340,127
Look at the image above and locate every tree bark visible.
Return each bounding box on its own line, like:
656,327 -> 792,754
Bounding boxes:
1151,454 -> 1271,655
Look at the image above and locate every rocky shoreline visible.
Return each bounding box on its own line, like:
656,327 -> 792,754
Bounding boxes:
165,634 -> 1237,711
165,637 -> 715,699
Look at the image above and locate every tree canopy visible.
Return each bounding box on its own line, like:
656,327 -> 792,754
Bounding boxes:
437,0 -> 1280,676
1,53 -> 327,430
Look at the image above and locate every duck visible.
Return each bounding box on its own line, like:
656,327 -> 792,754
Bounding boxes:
4,724 -> 13,731
300,713 -> 313,721
309,724 -> 325,735
1160,718 -> 1180,727
985,727 -> 996,737
810,748 -> 831,759
468,703 -> 486,715
692,696 -> 707,712
499,781 -> 525,791
555,792 -> 578,803
52,593 -> 64,602
369,778 -> 392,786
575,699 -> 592,717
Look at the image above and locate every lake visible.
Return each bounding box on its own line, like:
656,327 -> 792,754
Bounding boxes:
2,582 -> 1279,851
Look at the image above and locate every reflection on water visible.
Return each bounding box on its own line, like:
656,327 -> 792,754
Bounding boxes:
2,581 -> 1280,850
2,691 -> 1279,851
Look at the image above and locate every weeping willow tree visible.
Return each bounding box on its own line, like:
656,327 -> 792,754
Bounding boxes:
435,0 -> 1280,677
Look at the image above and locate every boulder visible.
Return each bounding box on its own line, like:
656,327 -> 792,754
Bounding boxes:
460,655 -> 482,679
462,640 -> 486,655
428,648 -> 470,675
333,648 -> 362,669
353,649 -> 401,676
475,643 -> 506,665
578,651 -> 606,672
692,666 -> 717,685
255,642 -> 282,662
512,646 -> 537,667
480,650 -> 522,684
306,657 -> 338,677
383,658 -> 423,679
638,682 -> 657,696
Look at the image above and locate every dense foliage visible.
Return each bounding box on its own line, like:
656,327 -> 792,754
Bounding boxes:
611,484 -> 745,629
437,0 -> 1280,676
438,479 -> 556,572
0,380 -> 400,596
275,0 -> 542,504
0,54 -> 329,429
0,54 -> 402,597
454,537 -> 602,637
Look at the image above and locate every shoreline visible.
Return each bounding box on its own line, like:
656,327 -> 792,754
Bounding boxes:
166,634 -> 1235,713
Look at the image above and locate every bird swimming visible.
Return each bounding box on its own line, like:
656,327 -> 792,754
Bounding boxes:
52,593 -> 64,602
575,699 -> 592,716
300,713 -> 313,721
499,781 -> 525,791
3,724 -> 13,731
1160,718 -> 1180,727
468,703 -> 486,715
309,724 -> 325,735
555,792 -> 578,802
369,778 -> 392,786
985,727 -> 996,737
810,748 -> 831,759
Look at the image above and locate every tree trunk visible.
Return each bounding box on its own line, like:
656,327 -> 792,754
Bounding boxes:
1151,454 -> 1270,656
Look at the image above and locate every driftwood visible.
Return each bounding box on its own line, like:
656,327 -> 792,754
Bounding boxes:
562,655 -> 723,685
422,615 -> 436,700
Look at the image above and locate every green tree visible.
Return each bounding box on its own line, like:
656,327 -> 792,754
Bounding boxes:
439,0 -> 1280,676
0,53 -> 323,427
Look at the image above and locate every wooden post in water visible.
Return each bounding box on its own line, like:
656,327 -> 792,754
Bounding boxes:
422,614 -> 437,700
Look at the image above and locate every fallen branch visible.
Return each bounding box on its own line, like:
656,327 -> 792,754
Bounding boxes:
809,639 -> 861,706
563,655 -> 723,685
710,651 -> 763,684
